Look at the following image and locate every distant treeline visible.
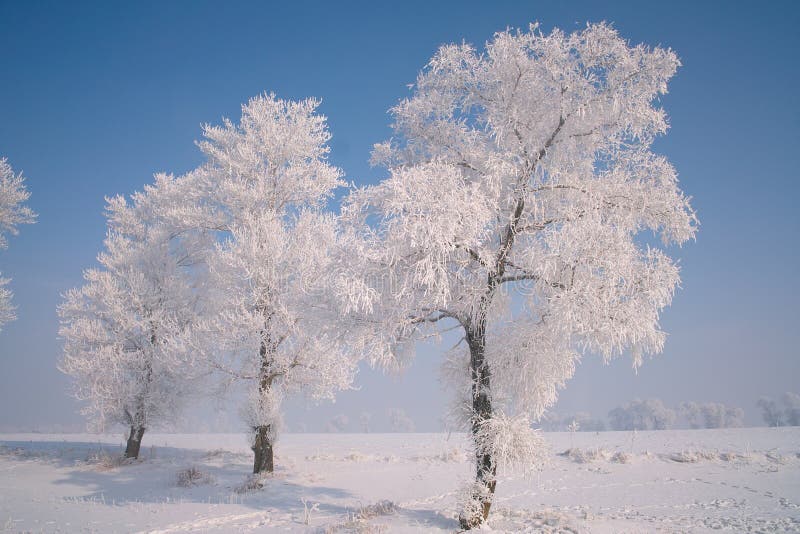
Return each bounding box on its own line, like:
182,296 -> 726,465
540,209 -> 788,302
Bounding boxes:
539,392 -> 800,431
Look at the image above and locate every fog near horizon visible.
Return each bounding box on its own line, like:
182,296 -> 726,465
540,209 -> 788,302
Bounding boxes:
0,1 -> 798,435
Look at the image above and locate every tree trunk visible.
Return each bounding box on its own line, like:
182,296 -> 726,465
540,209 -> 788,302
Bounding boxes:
252,424 -> 274,474
124,327 -> 154,461
252,331 -> 276,475
459,318 -> 497,530
124,425 -> 145,459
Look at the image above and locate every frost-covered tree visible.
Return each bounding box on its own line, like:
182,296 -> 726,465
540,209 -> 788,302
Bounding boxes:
680,401 -> 744,429
193,93 -> 367,474
388,408 -> 416,432
573,412 -> 606,432
679,401 -> 703,429
708,404 -> 744,429
709,402 -> 743,429
359,411 -> 373,433
346,23 -> 696,527
609,398 -> 676,431
538,411 -> 563,431
0,157 -> 36,330
757,393 -> 800,427
539,411 -> 605,432
782,392 -> 800,426
59,176 -> 210,458
563,412 -> 606,432
757,397 -> 784,427
325,414 -> 350,433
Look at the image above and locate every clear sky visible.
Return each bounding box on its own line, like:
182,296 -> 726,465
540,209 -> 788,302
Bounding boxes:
0,0 -> 798,432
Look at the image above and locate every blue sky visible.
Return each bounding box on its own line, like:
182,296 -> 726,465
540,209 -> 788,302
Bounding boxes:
0,0 -> 798,431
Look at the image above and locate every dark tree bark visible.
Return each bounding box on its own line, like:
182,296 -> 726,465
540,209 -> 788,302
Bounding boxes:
460,185 -> 529,528
124,425 -> 146,459
459,315 -> 497,530
124,327 -> 154,461
252,331 -> 276,475
252,423 -> 274,474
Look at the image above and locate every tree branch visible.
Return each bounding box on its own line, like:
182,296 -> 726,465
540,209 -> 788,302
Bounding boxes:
498,273 -> 566,289
454,243 -> 487,267
494,115 -> 566,281
410,311 -> 452,324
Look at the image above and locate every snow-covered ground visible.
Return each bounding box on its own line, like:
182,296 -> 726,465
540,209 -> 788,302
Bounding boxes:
1,428 -> 798,533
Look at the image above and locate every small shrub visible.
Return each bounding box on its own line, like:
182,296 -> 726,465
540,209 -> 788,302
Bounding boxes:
559,447 -> 609,464
84,449 -> 132,470
203,448 -> 228,459
436,447 -> 466,463
666,450 -> 719,463
610,451 -> 632,464
719,451 -> 749,462
234,472 -> 271,494
176,466 -> 214,487
323,501 -> 397,533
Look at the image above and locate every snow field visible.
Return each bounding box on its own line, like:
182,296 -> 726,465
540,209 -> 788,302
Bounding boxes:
0,428 -> 798,533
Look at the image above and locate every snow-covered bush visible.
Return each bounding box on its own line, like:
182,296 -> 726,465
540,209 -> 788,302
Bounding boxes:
234,472 -> 272,493
176,466 -> 215,487
610,451 -> 632,464
84,449 -> 132,470
323,500 -> 397,533
559,447 -> 609,464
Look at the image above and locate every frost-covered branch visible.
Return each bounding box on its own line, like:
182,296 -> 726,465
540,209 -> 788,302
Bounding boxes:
59,175 -> 212,458
0,157 -> 36,331
348,22 -> 696,527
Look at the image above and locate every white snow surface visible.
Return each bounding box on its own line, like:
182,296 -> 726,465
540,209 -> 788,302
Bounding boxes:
1,428 -> 798,533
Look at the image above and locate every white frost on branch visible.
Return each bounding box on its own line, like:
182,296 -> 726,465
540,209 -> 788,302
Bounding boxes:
243,386 -> 283,438
0,157 -> 36,330
473,412 -> 549,474
59,178 -> 210,433
0,158 -> 35,249
346,22 -> 697,483
189,93 -> 376,451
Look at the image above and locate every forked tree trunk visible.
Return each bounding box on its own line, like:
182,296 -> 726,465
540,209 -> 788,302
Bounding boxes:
124,425 -> 146,459
459,318 -> 497,530
252,423 -> 274,474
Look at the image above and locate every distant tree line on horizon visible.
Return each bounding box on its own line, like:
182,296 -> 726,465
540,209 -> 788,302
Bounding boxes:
538,394 -> 800,431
